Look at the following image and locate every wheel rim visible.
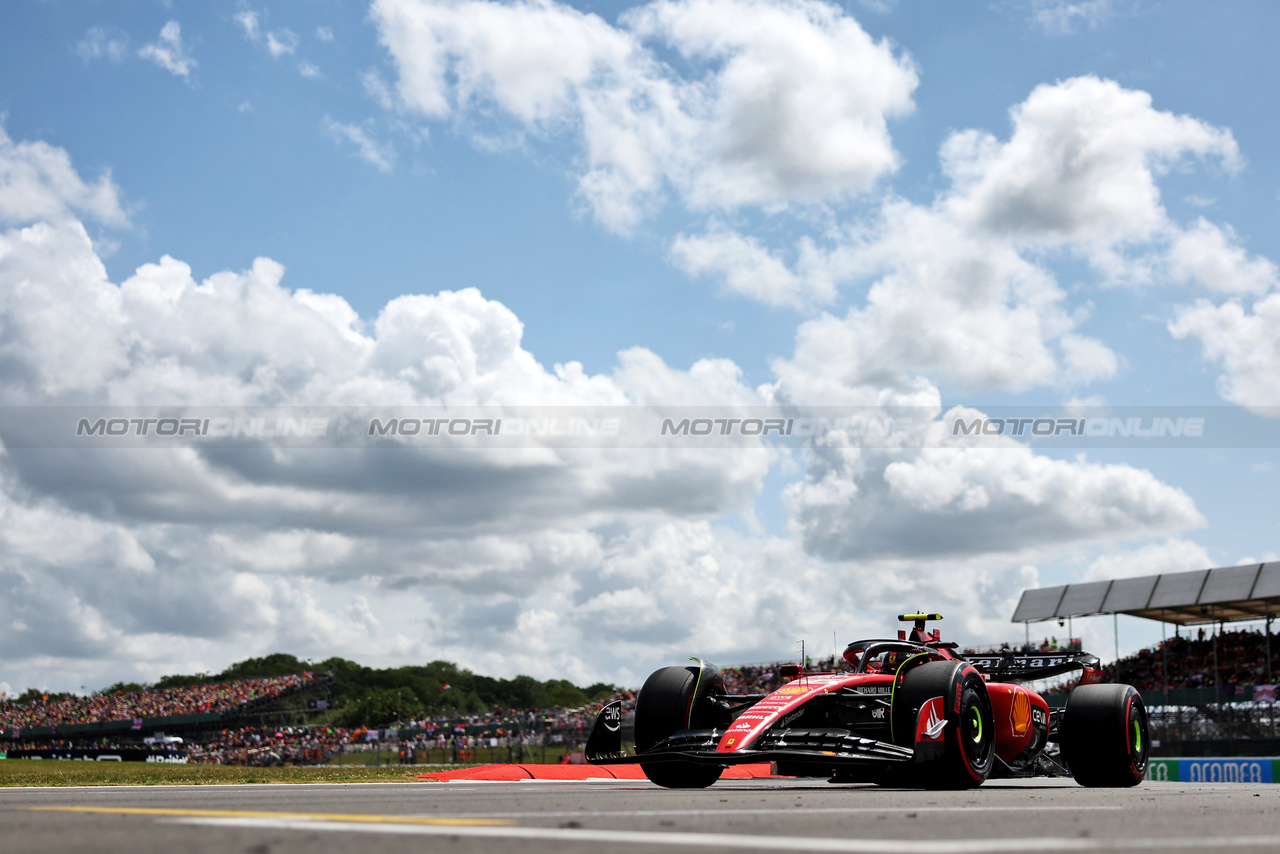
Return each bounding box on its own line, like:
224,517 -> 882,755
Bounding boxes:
968,707 -> 983,744
959,685 -> 994,776
1127,696 -> 1149,772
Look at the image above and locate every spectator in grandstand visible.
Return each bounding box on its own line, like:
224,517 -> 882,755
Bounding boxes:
188,725 -> 350,766
1107,627 -> 1277,694
0,672 -> 327,731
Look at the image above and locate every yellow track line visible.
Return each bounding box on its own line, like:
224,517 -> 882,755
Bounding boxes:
24,806 -> 511,826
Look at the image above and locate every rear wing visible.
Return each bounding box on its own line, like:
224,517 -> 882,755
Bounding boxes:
963,651 -> 1102,682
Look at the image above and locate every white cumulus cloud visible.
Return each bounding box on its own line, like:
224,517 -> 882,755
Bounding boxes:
76,27 -> 130,63
1168,218 -> 1278,296
670,229 -> 826,308
236,8 -> 303,60
763,201 -> 1112,393
1081,539 -> 1212,581
942,76 -> 1239,252
0,124 -> 128,227
371,0 -> 917,231
1030,0 -> 1115,34
1169,295 -> 1280,412
785,411 -> 1205,563
138,21 -> 196,79
323,117 -> 396,173
267,30 -> 300,58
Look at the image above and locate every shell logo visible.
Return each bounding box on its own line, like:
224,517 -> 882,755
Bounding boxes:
775,686 -> 809,695
1010,688 -> 1031,737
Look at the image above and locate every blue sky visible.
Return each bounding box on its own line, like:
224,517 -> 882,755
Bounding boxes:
2,0 -> 1280,692
6,1 -> 1275,381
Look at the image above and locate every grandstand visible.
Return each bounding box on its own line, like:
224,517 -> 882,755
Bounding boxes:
0,671 -> 333,742
0,662 -> 636,766
1015,562 -> 1280,756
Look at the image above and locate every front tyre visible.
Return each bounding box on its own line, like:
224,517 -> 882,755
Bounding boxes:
1060,684 -> 1148,787
635,664 -> 725,789
892,660 -> 994,789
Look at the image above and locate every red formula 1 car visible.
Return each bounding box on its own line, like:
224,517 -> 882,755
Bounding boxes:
586,613 -> 1149,789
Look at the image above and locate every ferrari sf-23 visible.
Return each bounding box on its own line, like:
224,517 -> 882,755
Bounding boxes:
585,613 -> 1149,789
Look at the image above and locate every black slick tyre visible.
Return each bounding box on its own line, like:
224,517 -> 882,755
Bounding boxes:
891,660 -> 994,789
635,664 -> 725,789
1060,683 -> 1148,787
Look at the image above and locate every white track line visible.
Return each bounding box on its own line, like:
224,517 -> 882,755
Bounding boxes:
163,818 -> 1280,853
441,805 -> 1126,818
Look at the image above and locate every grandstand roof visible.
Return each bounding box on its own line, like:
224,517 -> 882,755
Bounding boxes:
1012,562 -> 1280,626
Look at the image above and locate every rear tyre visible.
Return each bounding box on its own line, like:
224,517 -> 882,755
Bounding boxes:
635,664 -> 725,789
1060,684 -> 1148,787
891,661 -> 994,789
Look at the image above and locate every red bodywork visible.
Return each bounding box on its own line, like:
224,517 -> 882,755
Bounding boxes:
584,615 -> 1111,784
985,682 -> 1050,764
712,641 -> 1058,765
716,673 -> 894,754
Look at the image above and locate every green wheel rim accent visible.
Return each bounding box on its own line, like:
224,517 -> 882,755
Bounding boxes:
1132,718 -> 1142,754
686,658 -> 710,729
969,707 -> 983,743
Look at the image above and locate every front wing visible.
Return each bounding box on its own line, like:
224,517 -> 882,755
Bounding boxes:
584,701 -> 914,768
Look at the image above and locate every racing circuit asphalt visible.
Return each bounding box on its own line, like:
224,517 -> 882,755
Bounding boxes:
2,776 -> 1279,854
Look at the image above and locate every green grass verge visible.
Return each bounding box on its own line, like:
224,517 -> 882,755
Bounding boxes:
329,746 -> 581,766
0,760 -> 462,787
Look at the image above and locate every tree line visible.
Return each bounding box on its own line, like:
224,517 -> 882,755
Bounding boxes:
79,653 -> 620,727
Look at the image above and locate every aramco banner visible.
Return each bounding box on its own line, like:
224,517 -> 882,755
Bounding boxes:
1145,758 -> 1276,783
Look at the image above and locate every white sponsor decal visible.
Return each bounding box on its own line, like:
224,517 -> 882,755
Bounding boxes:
602,704 -> 622,733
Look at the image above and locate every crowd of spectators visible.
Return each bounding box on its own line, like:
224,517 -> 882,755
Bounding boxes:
16,631 -> 1278,763
376,690 -> 638,739
188,725 -> 350,765
953,627 -> 1280,699
1109,628 -> 1278,694
960,638 -> 1082,656
716,658 -> 841,693
0,672 -> 327,731
719,664 -> 784,694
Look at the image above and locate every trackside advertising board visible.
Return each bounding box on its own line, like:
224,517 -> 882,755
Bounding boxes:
1145,758 -> 1278,783
3,749 -> 188,763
